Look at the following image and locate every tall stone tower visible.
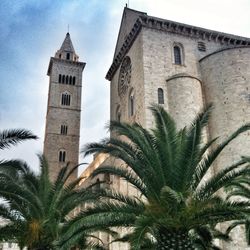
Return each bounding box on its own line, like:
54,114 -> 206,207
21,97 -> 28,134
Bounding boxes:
44,33 -> 85,181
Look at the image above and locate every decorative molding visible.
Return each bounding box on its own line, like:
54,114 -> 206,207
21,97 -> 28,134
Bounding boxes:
166,73 -> 202,84
106,14 -> 250,81
199,45 -> 250,62
47,57 -> 85,76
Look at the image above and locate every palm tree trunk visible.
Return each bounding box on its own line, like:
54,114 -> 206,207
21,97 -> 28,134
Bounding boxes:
156,228 -> 195,250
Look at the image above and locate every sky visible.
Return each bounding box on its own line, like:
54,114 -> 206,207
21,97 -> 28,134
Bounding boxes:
1,0 -> 250,173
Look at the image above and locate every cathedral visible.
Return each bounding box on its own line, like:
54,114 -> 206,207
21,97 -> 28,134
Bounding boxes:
43,7 -> 250,250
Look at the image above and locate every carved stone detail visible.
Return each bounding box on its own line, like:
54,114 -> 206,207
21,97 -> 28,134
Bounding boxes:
118,56 -> 132,96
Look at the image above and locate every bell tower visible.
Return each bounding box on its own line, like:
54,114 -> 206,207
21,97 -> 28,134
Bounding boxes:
44,33 -> 85,181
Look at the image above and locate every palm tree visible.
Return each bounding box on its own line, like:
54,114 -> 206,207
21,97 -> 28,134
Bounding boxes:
0,129 -> 37,150
0,155 -> 104,250
76,104 -> 250,249
224,171 -> 250,246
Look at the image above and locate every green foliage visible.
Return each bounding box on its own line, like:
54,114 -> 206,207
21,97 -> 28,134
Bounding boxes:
0,155 -> 101,249
225,158 -> 250,245
0,129 -> 37,150
79,104 -> 250,249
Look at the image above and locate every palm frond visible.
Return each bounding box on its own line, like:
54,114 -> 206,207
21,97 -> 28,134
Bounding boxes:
0,129 -> 37,149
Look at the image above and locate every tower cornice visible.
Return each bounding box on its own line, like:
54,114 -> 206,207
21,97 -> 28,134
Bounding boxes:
47,57 -> 86,76
106,12 -> 250,81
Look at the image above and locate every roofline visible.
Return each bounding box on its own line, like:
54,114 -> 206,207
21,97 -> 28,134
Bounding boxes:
106,12 -> 250,81
113,7 -> 147,60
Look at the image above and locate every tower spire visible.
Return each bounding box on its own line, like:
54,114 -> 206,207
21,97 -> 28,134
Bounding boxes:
55,33 -> 79,61
60,32 -> 75,53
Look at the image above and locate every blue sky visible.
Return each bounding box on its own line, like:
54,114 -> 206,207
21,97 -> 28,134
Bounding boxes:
1,0 -> 250,172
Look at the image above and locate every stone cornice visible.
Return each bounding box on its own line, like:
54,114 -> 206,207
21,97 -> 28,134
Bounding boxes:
106,18 -> 142,81
47,57 -> 86,76
106,14 -> 250,81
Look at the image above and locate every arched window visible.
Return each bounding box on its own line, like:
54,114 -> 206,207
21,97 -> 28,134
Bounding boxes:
69,76 -> 72,85
59,54 -> 62,59
174,45 -> 182,65
128,89 -> 135,117
116,105 -> 121,122
59,150 -> 66,162
58,74 -> 62,83
66,53 -> 70,60
60,125 -> 68,135
66,75 -> 69,84
73,76 -> 76,85
62,75 -> 65,84
158,88 -> 164,104
61,92 -> 71,106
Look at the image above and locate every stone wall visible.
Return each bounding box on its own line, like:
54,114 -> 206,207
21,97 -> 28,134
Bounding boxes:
200,47 -> 250,250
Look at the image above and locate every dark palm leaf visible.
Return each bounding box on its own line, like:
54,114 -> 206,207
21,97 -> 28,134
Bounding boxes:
0,129 -> 37,150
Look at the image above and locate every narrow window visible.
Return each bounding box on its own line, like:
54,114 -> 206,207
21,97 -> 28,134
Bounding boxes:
69,76 -> 72,85
66,53 -> 70,60
59,54 -> 61,59
61,93 -> 71,106
129,90 -> 135,117
174,46 -> 182,65
66,75 -> 68,84
158,88 -> 164,104
116,105 -> 121,122
62,75 -> 65,84
130,96 -> 134,116
58,74 -> 61,83
73,76 -> 76,85
59,150 -> 66,162
60,125 -> 68,135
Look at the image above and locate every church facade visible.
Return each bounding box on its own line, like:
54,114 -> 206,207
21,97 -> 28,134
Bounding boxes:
44,7 -> 250,250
